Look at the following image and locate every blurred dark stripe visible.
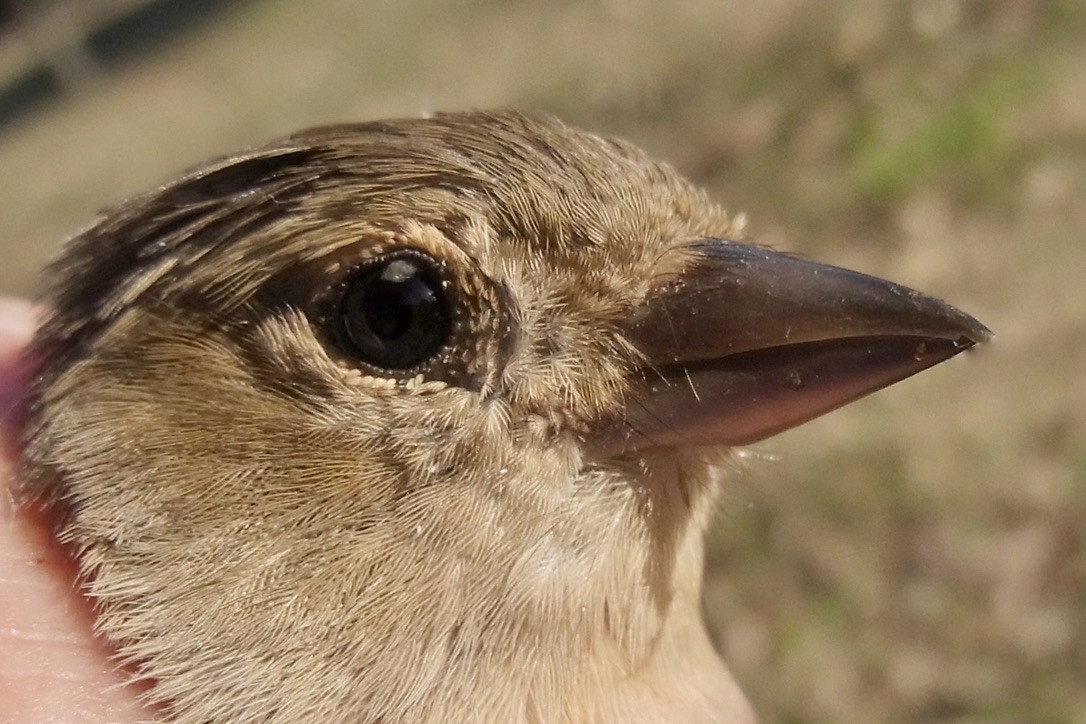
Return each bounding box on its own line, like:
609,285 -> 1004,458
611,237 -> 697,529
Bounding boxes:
0,0 -> 251,132
0,64 -> 58,129
88,0 -> 247,67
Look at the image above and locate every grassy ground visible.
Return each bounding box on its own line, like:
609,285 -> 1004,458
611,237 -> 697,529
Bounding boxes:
1,0 -> 1083,720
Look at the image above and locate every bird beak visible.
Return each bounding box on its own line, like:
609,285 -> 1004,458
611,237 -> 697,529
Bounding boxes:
594,238 -> 991,454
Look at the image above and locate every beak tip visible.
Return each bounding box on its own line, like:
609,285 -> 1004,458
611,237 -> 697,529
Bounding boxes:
972,322 -> 994,344
948,310 -> 993,347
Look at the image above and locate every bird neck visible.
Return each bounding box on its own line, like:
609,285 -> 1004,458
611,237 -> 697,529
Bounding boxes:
382,448 -> 755,722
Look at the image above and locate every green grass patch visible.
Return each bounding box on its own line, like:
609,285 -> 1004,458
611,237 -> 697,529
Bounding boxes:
848,59 -> 1043,204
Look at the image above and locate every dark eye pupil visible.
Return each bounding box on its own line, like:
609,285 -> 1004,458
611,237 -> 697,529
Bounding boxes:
338,255 -> 451,370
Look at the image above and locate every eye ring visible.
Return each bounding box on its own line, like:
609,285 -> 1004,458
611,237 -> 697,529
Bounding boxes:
332,250 -> 454,372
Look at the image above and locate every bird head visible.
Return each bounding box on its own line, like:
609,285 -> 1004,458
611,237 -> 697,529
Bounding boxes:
21,111 -> 988,722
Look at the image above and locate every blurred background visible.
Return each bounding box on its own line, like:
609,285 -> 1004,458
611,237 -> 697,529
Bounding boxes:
1,0 -> 1082,720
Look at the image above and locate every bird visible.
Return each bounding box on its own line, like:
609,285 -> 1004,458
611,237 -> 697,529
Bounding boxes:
16,110 -> 989,723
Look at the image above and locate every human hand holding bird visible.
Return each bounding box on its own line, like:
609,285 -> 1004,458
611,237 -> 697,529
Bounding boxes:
3,111 -> 988,722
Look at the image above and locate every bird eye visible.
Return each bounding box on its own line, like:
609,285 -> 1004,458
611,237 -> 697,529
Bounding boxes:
335,252 -> 452,370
